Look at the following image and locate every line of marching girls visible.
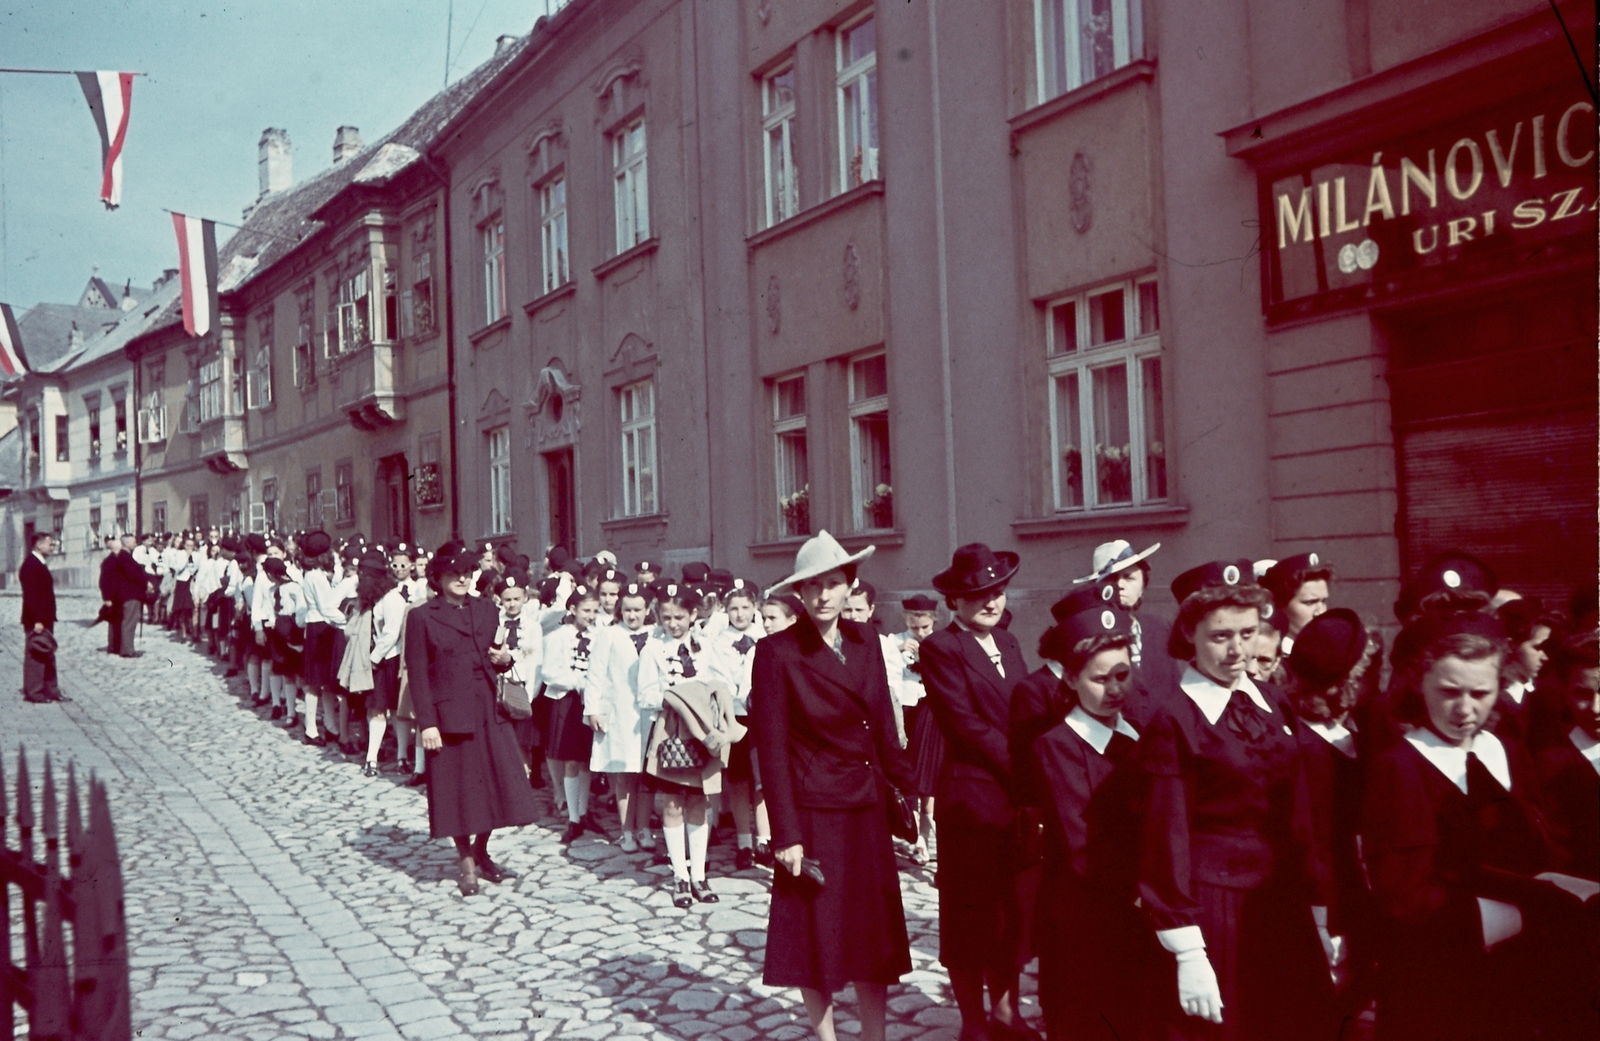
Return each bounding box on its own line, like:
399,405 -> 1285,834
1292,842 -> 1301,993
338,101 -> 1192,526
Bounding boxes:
121,521 -> 1598,1041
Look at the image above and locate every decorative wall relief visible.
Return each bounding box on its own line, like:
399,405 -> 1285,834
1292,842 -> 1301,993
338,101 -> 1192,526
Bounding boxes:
842,241 -> 861,310
765,275 -> 781,334
1069,152 -> 1092,234
527,364 -> 582,447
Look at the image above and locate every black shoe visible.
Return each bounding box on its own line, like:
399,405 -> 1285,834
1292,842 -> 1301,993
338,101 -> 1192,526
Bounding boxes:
405,771 -> 427,787
23,695 -> 53,704
224,668 -> 241,677
475,855 -> 515,884
49,693 -> 71,703
988,1017 -> 1043,1041
652,848 -> 672,867
672,879 -> 694,909
753,841 -> 775,868
303,733 -> 326,747
270,705 -> 284,720
560,821 -> 583,845
119,652 -> 142,658
362,762 -> 379,778
735,847 -> 754,871
690,878 -> 719,904
580,813 -> 609,840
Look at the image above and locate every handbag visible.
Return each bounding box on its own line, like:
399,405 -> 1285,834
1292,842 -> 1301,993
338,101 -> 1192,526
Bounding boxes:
886,784 -> 918,843
656,711 -> 711,769
497,675 -> 532,721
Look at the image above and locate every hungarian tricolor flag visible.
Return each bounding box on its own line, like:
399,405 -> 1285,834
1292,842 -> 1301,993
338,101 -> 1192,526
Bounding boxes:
0,302 -> 29,377
77,71 -> 134,209
171,213 -> 219,337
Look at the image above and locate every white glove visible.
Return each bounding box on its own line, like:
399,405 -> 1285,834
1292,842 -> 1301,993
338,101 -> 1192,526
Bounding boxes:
1175,948 -> 1224,1024
1311,906 -> 1347,974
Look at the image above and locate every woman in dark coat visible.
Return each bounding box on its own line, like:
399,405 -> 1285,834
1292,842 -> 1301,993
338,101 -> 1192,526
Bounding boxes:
919,543 -> 1035,1041
408,548 -> 539,896
1023,592 -> 1157,1041
752,531 -> 914,1041
1137,561 -> 1337,1041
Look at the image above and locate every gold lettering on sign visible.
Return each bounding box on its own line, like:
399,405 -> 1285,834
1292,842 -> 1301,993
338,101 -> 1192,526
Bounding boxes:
1511,198 -> 1547,228
1317,181 -> 1332,238
1532,115 -> 1547,177
1481,210 -> 1496,235
1413,226 -> 1440,253
1486,124 -> 1522,188
1277,187 -> 1314,247
1446,216 -> 1477,246
1550,187 -> 1586,220
1401,151 -> 1437,215
1557,102 -> 1595,167
1364,153 -> 1395,224
1445,138 -> 1483,200
1334,177 -> 1362,232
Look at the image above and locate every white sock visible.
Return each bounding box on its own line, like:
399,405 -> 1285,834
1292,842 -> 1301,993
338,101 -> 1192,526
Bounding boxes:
736,832 -> 753,850
413,735 -> 426,773
302,693 -> 319,736
246,659 -> 261,696
575,768 -> 591,818
366,716 -> 386,766
686,822 -> 709,882
563,776 -> 583,823
268,672 -> 283,706
663,823 -> 689,881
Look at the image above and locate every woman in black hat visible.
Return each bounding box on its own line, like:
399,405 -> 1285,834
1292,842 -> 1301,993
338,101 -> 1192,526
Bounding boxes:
1026,593 -> 1157,1041
752,531 -> 914,1041
919,543 -> 1035,1041
1260,552 -> 1332,656
408,548 -> 539,895
1138,561 -> 1338,1040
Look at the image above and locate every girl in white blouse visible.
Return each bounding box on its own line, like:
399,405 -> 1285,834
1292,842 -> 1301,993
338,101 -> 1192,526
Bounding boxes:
543,585 -> 604,844
585,582 -> 657,852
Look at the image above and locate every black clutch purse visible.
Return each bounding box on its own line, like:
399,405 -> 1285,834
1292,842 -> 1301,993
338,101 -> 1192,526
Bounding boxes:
886,786 -> 918,843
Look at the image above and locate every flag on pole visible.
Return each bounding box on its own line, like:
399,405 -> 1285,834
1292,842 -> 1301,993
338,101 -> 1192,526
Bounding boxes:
170,213 -> 219,337
77,71 -> 134,209
0,302 -> 29,377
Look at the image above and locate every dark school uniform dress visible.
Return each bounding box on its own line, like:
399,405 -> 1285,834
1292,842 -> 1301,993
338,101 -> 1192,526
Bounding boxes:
1131,608 -> 1180,718
544,623 -> 596,761
1360,729 -> 1556,1041
1535,728 -> 1600,880
1034,707 -> 1157,1041
921,623 -> 1032,971
405,594 -> 539,839
722,629 -> 761,783
1138,668 -> 1333,1041
752,613 -> 915,993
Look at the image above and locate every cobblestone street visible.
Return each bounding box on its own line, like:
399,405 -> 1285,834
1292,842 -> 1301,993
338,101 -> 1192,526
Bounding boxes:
3,593 -> 1041,1041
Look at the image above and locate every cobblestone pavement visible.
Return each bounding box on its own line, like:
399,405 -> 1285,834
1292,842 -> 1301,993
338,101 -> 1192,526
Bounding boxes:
3,593 -> 1043,1041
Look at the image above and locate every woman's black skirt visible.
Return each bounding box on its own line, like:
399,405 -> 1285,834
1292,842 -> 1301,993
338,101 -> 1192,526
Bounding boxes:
427,703 -> 541,839
763,801 -> 911,993
266,628 -> 302,677
171,580 -> 194,616
726,718 -> 756,784
303,621 -> 339,689
545,690 -> 593,761
368,656 -> 400,714
908,703 -> 945,798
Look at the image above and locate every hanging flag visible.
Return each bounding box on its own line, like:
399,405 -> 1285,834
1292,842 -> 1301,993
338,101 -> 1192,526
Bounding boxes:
77,71 -> 134,209
0,302 -> 29,377
170,213 -> 219,337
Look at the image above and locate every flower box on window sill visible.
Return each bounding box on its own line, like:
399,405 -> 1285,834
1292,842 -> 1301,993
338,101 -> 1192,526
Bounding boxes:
592,237 -> 659,281
524,281 -> 576,317
1011,503 -> 1188,540
468,314 -> 513,347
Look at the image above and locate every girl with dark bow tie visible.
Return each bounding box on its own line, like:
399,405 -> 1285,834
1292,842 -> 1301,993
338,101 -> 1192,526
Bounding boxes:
712,578 -> 771,869
543,584 -> 605,845
585,581 -> 658,853
407,550 -> 539,896
752,532 -> 914,1041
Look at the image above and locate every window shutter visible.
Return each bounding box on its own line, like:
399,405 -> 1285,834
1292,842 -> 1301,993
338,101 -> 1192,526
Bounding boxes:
248,502 -> 268,534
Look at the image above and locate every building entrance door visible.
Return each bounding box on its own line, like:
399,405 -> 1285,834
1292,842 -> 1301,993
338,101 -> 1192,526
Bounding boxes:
544,448 -> 575,557
375,454 -> 411,547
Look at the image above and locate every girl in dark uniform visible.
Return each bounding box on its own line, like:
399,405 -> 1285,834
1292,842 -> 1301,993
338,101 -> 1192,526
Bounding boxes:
1026,593 -> 1157,1041
1138,560 -> 1338,1041
408,549 -> 539,896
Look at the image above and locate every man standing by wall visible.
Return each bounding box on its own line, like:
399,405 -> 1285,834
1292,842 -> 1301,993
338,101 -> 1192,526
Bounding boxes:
110,533 -> 149,658
100,533 -> 125,655
20,531 -> 66,704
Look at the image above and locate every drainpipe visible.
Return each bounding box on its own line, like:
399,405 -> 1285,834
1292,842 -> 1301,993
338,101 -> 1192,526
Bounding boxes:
132,353 -> 142,534
420,156 -> 461,541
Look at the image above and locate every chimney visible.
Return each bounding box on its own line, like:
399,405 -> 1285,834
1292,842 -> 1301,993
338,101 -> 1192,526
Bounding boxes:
258,128 -> 292,199
158,268 -> 178,288
332,126 -> 363,164
495,34 -> 518,55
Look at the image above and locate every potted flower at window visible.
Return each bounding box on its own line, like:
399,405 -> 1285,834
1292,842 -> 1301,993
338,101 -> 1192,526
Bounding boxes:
865,483 -> 894,529
1096,442 -> 1133,502
1062,446 -> 1084,503
781,484 -> 811,537
414,463 -> 444,507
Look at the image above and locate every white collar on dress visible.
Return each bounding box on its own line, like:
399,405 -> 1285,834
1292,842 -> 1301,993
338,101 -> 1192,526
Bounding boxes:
1046,660 -> 1065,679
1065,705 -> 1139,755
1178,665 -> 1272,725
1504,679 -> 1532,706
1569,726 -> 1600,777
1405,726 -> 1511,793
1306,720 -> 1357,758
1280,633 -> 1295,656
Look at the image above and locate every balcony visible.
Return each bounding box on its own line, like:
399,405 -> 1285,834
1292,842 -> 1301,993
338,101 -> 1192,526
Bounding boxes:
199,414 -> 248,473
332,344 -> 404,430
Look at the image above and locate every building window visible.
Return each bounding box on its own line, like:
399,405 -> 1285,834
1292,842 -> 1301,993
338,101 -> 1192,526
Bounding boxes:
481,218 -> 506,324
613,120 -> 650,253
1047,276 -> 1165,511
618,380 -> 658,517
51,507 -> 65,545
190,496 -> 209,532
381,266 -> 398,342
229,351 -> 246,413
837,13 -> 879,190
260,478 -> 279,532
226,492 -> 242,532
89,506 -> 102,535
335,460 -> 355,524
540,177 -> 569,293
87,402 -> 102,460
152,501 -> 168,535
178,375 -> 201,433
306,469 -> 323,528
293,307 -> 316,389
136,391 -> 167,444
114,501 -> 128,535
848,353 -> 893,530
416,433 -> 445,507
328,269 -> 371,356
487,426 -> 513,534
54,413 -> 69,462
763,66 -> 798,226
1035,0 -> 1142,103
24,410 -> 39,473
772,374 -> 810,537
247,345 -> 273,409
199,358 -> 224,421
403,249 -> 435,338
113,397 -> 128,453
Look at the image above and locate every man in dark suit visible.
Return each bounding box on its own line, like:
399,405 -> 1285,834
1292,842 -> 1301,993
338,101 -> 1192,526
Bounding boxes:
20,531 -> 65,703
920,543 -> 1038,1041
107,533 -> 149,657
98,534 -> 124,654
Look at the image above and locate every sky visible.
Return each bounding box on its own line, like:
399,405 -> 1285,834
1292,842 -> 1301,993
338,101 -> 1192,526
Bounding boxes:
0,0 -> 561,308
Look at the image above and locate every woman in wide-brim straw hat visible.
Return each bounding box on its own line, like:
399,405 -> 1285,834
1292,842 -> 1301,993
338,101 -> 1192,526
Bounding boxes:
752,531 -> 916,1041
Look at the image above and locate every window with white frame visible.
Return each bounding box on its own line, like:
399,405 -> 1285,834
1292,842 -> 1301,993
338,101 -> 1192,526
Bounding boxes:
837,14 -> 879,191
1047,276 -> 1165,511
540,177 -> 569,293
772,374 -> 809,537
487,426 -> 512,534
618,379 -> 657,517
327,269 -> 371,355
247,345 -> 272,409
763,66 -> 798,226
613,120 -> 649,252
199,357 -> 224,421
482,218 -> 507,323
848,353 -> 893,531
1034,0 -> 1142,103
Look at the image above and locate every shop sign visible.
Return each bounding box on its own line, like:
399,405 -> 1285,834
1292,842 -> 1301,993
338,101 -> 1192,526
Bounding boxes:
1263,86 -> 1595,317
